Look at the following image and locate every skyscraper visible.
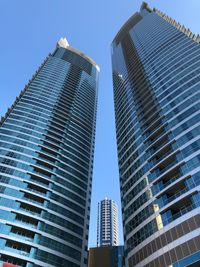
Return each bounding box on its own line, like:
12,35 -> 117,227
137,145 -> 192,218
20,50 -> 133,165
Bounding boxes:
112,2 -> 200,267
88,198 -> 123,267
97,198 -> 119,247
0,38 -> 99,267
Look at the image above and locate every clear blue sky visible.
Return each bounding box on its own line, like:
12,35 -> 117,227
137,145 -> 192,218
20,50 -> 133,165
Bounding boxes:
0,0 -> 200,248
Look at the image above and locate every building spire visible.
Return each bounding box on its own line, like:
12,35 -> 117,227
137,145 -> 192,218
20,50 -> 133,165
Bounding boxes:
57,37 -> 69,48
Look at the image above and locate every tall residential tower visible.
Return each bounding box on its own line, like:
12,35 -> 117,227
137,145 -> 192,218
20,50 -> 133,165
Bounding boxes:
0,38 -> 99,267
88,198 -> 123,267
97,198 -> 119,247
112,2 -> 200,267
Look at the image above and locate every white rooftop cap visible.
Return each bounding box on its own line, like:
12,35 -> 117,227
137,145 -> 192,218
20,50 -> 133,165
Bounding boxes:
57,37 -> 69,48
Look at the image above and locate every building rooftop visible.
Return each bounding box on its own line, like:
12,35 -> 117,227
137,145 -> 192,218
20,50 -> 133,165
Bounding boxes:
57,37 -> 100,71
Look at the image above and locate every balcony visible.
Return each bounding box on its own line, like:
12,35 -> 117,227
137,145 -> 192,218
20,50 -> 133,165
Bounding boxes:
149,153 -> 181,182
149,161 -> 184,186
5,240 -> 31,257
19,202 -> 42,216
161,193 -> 200,226
28,173 -> 50,187
27,187 -> 46,196
158,155 -> 182,175
39,145 -> 58,157
32,166 -> 53,179
138,105 -> 158,121
145,128 -> 169,147
26,183 -> 47,196
34,159 -> 54,171
136,95 -> 157,117
10,226 -> 34,242
148,134 -> 173,155
144,122 -> 167,141
0,254 -> 27,267
35,153 -> 56,165
149,146 -> 175,169
15,213 -> 38,228
155,181 -> 189,208
153,168 -> 192,193
23,192 -> 44,205
140,111 -> 161,130
143,116 -> 166,137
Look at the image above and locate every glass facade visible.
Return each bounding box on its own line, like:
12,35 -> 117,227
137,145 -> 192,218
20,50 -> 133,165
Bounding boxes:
0,38 -> 99,267
112,3 -> 200,267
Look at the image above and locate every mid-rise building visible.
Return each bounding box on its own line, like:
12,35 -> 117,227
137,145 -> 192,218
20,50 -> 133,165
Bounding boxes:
112,2 -> 200,267
97,198 -> 119,247
88,245 -> 124,267
0,38 -> 99,267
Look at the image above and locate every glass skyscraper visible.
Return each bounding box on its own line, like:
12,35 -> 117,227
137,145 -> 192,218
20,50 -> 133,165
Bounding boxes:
112,2 -> 200,267
0,38 -> 99,267
97,198 -> 119,247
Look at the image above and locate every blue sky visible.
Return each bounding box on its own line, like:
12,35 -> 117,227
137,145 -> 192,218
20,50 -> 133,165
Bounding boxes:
0,0 -> 200,248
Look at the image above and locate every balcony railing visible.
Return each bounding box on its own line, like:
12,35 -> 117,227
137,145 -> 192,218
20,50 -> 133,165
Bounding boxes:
156,187 -> 189,208
151,149 -> 174,166
27,187 -> 46,196
4,246 -> 30,257
23,197 -> 43,205
9,232 -> 33,242
149,157 -> 179,182
19,207 -> 41,216
152,173 -> 182,194
161,200 -> 200,226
